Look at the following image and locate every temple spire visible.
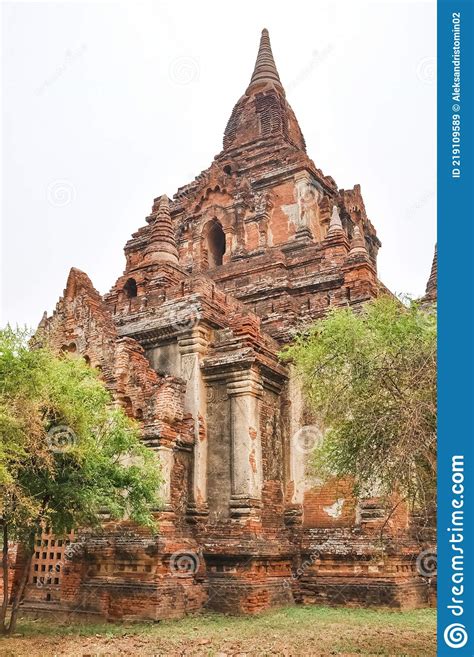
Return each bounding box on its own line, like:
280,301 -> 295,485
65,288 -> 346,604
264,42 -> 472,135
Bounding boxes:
424,243 -> 437,302
223,29 -> 306,152
146,195 -> 179,265
327,205 -> 344,236
247,28 -> 283,93
348,226 -> 369,258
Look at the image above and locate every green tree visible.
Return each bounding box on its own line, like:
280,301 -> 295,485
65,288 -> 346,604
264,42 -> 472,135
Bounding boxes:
0,327 -> 162,635
282,296 -> 436,522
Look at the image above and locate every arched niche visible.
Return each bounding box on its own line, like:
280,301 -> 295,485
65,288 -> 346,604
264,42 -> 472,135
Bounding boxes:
60,342 -> 77,355
124,278 -> 138,298
202,219 -> 226,269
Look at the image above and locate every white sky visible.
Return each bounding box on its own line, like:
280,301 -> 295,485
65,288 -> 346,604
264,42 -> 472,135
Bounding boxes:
1,0 -> 436,328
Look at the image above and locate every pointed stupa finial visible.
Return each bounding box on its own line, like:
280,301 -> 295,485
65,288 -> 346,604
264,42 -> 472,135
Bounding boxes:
38,310 -> 48,329
156,194 -> 170,216
424,243 -> 437,301
247,28 -> 283,93
349,225 -> 369,257
327,205 -> 344,236
146,194 -> 179,265
223,28 -> 306,151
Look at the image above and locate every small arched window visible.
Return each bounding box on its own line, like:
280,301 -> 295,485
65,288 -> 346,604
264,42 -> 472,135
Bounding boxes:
124,278 -> 138,298
206,221 -> 226,268
121,396 -> 133,417
60,343 -> 77,355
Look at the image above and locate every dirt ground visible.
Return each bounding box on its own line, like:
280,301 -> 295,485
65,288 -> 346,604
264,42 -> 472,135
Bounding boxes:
0,606 -> 436,657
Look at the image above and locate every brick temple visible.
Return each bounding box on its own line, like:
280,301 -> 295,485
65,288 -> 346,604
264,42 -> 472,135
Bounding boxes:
21,29 -> 435,620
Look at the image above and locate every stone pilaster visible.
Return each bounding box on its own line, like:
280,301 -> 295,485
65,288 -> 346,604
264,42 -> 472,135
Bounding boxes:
227,369 -> 264,518
157,445 -> 174,510
178,326 -> 210,517
232,198 -> 247,254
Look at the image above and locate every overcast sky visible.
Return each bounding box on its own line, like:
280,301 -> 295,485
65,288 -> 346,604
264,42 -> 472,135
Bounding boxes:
1,0 -> 436,328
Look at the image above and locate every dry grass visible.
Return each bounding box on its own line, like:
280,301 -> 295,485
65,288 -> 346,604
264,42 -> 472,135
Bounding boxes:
0,606 -> 436,656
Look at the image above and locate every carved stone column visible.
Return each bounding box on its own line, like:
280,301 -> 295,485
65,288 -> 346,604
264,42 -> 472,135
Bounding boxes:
232,198 -> 247,254
284,365 -> 305,527
227,369 -> 264,518
193,235 -> 205,272
178,326 -> 210,518
157,445 -> 173,510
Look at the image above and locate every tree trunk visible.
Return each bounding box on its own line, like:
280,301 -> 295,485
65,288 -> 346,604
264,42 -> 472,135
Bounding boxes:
1,523 -> 9,634
5,529 -> 35,636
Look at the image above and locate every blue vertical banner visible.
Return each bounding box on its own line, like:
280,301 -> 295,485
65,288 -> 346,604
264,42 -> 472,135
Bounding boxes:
438,0 -> 474,654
